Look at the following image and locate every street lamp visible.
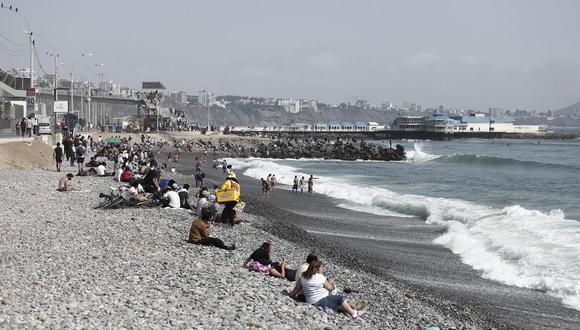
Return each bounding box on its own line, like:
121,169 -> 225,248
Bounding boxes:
87,63 -> 104,130
45,52 -> 59,88
66,52 -> 92,132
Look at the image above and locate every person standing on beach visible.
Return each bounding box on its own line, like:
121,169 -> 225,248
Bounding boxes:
308,175 -> 318,194
292,176 -> 299,192
195,157 -> 203,173
220,172 -> 240,226
76,142 -> 86,173
270,174 -> 277,191
53,142 -> 63,172
222,160 -> 228,173
63,135 -> 72,163
299,176 -> 305,193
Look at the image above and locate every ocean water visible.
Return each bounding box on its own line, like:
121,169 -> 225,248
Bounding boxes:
226,138 -> 580,311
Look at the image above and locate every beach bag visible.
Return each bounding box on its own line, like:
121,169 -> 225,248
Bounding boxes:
216,188 -> 240,203
248,260 -> 269,274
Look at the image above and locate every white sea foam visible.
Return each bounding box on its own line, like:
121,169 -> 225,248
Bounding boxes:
404,143 -> 441,162
227,157 -> 580,311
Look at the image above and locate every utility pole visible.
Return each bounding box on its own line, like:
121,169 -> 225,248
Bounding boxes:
29,32 -> 33,89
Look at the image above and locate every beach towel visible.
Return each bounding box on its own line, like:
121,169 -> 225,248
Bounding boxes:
248,260 -> 270,274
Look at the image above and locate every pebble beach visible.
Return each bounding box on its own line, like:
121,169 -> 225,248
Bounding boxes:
0,168 -> 502,329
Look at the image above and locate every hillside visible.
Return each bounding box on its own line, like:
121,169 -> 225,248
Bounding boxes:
556,101 -> 580,117
178,104 -> 399,126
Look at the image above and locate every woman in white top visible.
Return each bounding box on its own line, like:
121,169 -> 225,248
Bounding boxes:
291,260 -> 365,319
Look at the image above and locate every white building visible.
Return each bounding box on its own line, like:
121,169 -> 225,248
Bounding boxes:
198,90 -> 215,106
278,99 -> 300,113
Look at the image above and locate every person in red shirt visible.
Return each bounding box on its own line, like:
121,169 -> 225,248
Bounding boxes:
120,166 -> 134,182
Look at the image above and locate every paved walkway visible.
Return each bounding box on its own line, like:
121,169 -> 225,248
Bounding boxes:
0,130 -> 34,144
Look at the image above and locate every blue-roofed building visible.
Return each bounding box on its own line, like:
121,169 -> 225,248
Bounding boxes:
314,123 -> 328,131
328,121 -> 341,131
341,122 -> 353,130
354,121 -> 367,131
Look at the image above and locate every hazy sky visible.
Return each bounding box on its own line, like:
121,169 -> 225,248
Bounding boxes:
2,0 -> 580,111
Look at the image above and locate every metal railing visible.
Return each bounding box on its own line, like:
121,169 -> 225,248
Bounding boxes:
0,69 -> 30,90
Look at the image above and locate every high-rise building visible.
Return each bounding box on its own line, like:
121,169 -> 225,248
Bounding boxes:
198,90 -> 215,106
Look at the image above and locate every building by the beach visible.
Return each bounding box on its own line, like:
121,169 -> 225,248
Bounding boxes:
392,113 -> 546,134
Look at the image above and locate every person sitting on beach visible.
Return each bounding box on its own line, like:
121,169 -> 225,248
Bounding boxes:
162,184 -> 181,208
85,156 -> 100,168
95,162 -> 110,176
141,169 -> 161,194
243,242 -> 296,281
188,205 -> 236,250
178,184 -> 194,210
196,188 -> 209,216
288,253 -> 321,302
57,173 -> 76,192
120,166 -> 134,183
291,260 -> 366,319
123,180 -> 148,203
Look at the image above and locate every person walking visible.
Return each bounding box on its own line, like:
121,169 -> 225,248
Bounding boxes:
20,117 -> 27,137
53,142 -> 63,172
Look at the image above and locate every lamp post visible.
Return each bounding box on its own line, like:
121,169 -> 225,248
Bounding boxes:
88,64 -> 104,130
67,53 -> 92,132
45,52 -> 59,89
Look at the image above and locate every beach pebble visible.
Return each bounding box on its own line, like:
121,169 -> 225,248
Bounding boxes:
0,169 -> 496,329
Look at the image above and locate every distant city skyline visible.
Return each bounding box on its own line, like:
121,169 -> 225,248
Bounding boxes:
2,0 -> 580,111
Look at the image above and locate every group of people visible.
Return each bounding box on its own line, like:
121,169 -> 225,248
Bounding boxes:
261,174 -> 277,196
16,117 -> 34,137
239,242 -> 366,320
53,133 -> 93,171
291,175 -> 318,194
53,136 -> 364,320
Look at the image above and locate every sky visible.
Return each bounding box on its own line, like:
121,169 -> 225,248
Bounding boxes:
2,0 -> 580,111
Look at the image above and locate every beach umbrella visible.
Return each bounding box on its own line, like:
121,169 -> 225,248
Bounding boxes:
106,136 -> 122,144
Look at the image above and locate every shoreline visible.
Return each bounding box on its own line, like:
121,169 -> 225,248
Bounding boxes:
176,152 -> 580,329
170,153 -> 508,329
